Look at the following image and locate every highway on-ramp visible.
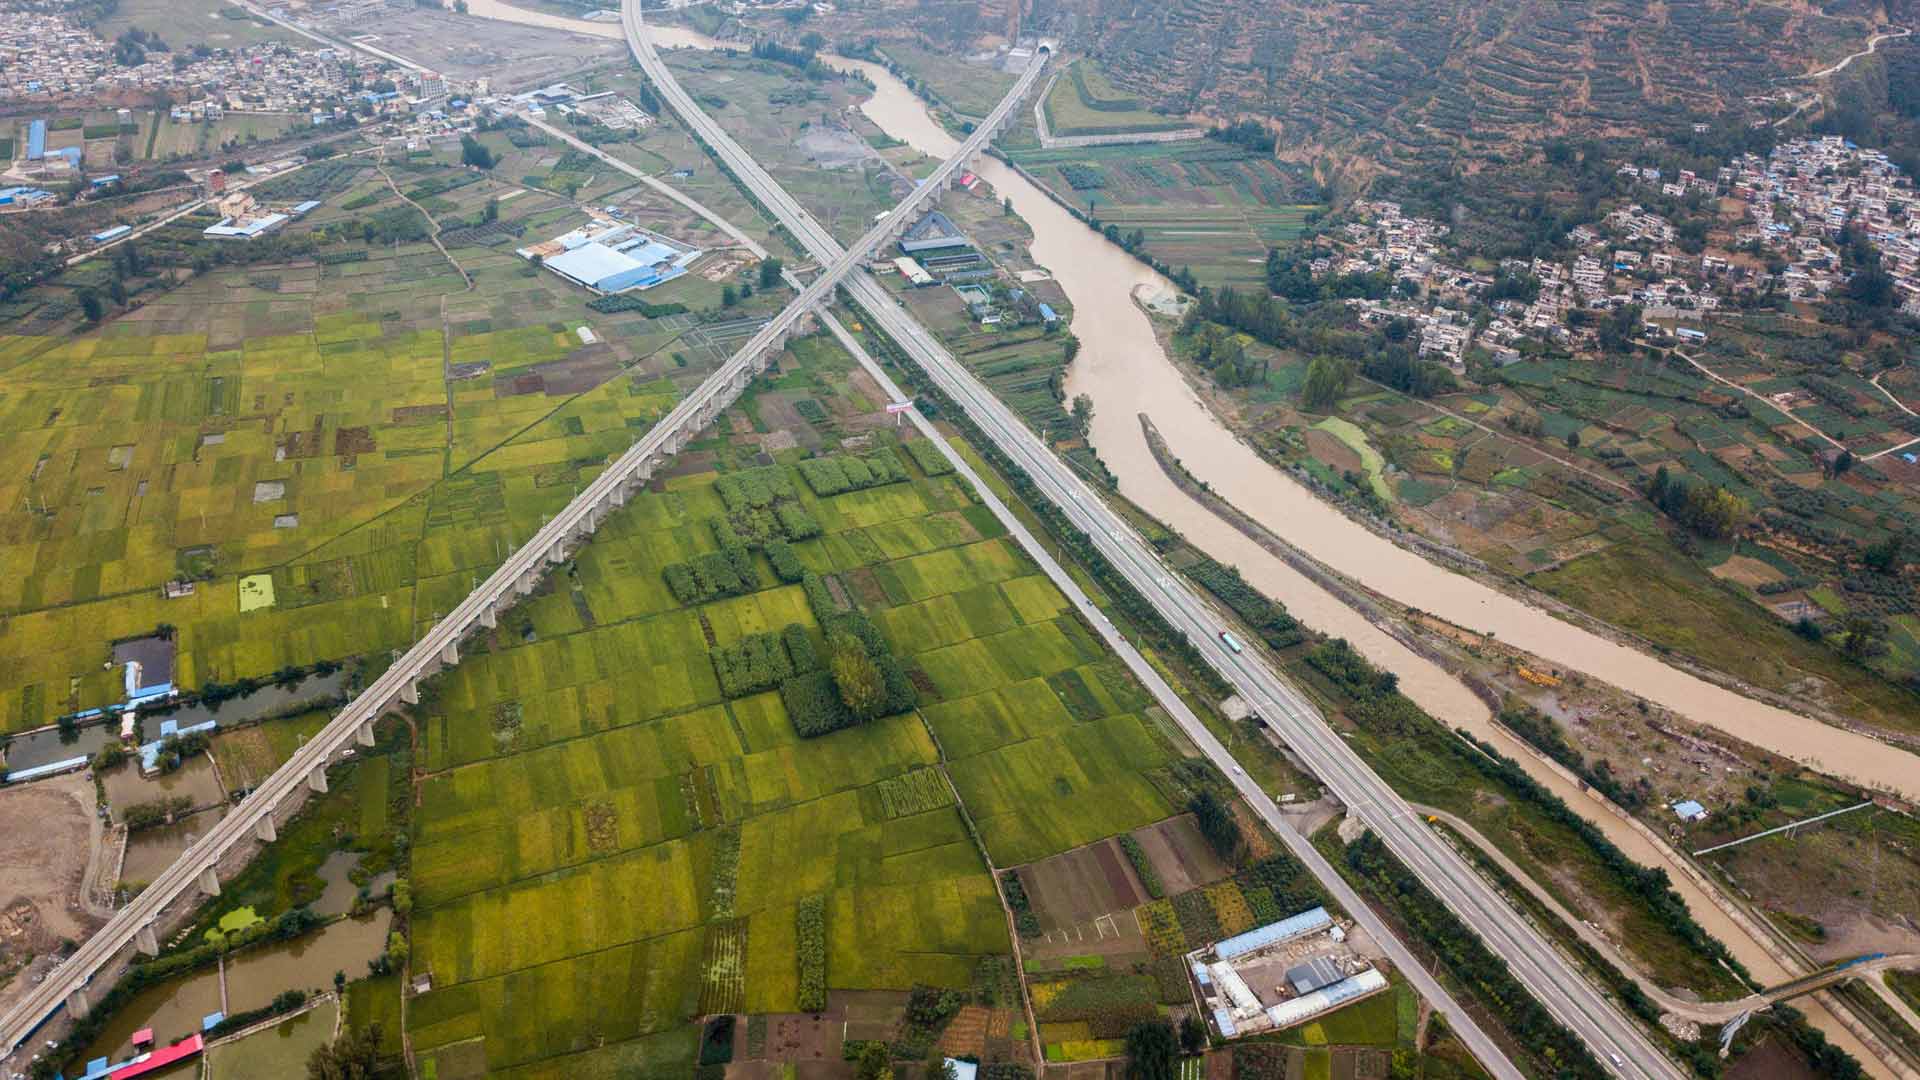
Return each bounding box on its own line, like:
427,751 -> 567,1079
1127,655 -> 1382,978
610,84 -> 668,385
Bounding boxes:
624,4 -> 1681,1076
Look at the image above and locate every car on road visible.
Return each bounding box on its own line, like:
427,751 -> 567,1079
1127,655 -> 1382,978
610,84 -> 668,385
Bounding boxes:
1219,630 -> 1245,654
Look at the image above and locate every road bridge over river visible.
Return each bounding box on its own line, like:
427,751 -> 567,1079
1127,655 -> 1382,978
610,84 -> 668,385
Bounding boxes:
0,42 -> 1047,1065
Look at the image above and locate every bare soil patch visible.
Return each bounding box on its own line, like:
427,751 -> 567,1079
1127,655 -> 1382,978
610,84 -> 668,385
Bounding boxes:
0,773 -> 103,976
1131,815 -> 1231,895
1019,838 -> 1144,933
1303,428 -> 1362,474
1709,554 -> 1784,589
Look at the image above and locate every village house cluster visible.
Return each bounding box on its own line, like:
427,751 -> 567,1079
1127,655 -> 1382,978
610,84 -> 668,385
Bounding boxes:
1306,136 -> 1920,370
0,5 -> 369,113
1720,135 -> 1920,312
1324,201 -> 1495,371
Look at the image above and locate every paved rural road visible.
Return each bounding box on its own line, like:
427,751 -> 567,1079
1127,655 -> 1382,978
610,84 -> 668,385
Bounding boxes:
0,36 -> 1046,1068
622,4 -> 1679,1077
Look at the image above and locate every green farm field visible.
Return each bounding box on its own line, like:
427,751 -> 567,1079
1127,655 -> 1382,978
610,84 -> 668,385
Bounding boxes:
400,330 -> 1190,1076
0,154 -> 767,736
1010,141 -> 1319,288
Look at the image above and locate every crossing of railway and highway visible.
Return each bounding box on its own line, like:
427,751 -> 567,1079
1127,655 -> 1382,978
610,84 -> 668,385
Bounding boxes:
619,5 -> 1683,1075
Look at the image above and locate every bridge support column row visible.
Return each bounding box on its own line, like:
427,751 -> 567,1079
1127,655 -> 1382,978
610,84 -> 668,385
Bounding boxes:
198,865 -> 221,896
255,814 -> 277,843
136,924 -> 160,957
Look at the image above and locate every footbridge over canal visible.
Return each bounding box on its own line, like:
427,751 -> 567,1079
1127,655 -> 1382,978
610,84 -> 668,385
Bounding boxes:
0,45 -> 1049,1061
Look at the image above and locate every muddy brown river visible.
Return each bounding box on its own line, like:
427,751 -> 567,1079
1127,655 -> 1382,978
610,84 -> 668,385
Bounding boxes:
457,2 -> 1898,1067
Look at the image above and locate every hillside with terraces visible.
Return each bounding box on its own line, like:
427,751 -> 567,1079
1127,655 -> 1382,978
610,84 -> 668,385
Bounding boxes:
1014,0 -> 1882,179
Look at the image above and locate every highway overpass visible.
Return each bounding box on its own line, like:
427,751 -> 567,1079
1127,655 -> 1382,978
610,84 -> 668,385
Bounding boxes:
621,7 -> 1683,1077
0,45 -> 1048,1064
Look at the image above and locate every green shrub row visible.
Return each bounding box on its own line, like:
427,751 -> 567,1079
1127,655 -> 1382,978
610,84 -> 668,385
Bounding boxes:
782,623 -> 818,671
1183,557 -> 1302,648
663,549 -> 759,605
584,293 -> 689,316
715,465 -> 797,511
905,437 -> 955,475
796,451 -> 909,496
797,895 -> 827,1012
1117,834 -> 1163,898
710,629 -> 802,698
1000,870 -> 1040,938
766,538 -> 806,582
774,501 -> 822,539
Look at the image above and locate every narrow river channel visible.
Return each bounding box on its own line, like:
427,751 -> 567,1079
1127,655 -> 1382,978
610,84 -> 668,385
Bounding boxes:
454,2 -> 1896,1065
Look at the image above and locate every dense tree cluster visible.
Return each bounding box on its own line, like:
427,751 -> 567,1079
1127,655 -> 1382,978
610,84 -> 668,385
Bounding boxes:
1648,465 -> 1748,539
1187,789 -> 1245,863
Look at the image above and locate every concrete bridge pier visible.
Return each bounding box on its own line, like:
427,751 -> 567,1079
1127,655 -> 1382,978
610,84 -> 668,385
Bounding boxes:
356,720 -> 377,749
479,600 -> 498,629
307,763 -> 329,794
440,642 -> 459,667
517,566 -> 541,596
65,987 -> 90,1019
400,680 -> 420,707
546,540 -> 567,565
609,484 -> 627,508
254,815 -> 277,843
198,866 -> 221,896
135,924 -> 160,957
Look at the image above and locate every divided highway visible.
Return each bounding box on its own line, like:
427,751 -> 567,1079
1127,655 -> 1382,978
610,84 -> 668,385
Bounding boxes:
623,5 -> 1681,1077
0,45 -> 1046,1064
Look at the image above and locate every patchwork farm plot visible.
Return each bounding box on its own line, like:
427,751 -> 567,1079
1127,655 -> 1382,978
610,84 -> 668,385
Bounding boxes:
1176,319 -> 1920,723
1008,140 -> 1320,288
1004,809 -> 1400,1065
0,153 -> 766,737
399,331 -> 1202,1078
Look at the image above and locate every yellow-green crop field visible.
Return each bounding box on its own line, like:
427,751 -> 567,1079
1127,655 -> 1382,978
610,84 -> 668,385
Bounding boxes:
0,176 -> 728,735
401,335 -> 1188,1076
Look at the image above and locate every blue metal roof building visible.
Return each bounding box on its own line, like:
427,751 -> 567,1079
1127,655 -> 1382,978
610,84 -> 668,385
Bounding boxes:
26,119 -> 47,160
1214,907 -> 1332,961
